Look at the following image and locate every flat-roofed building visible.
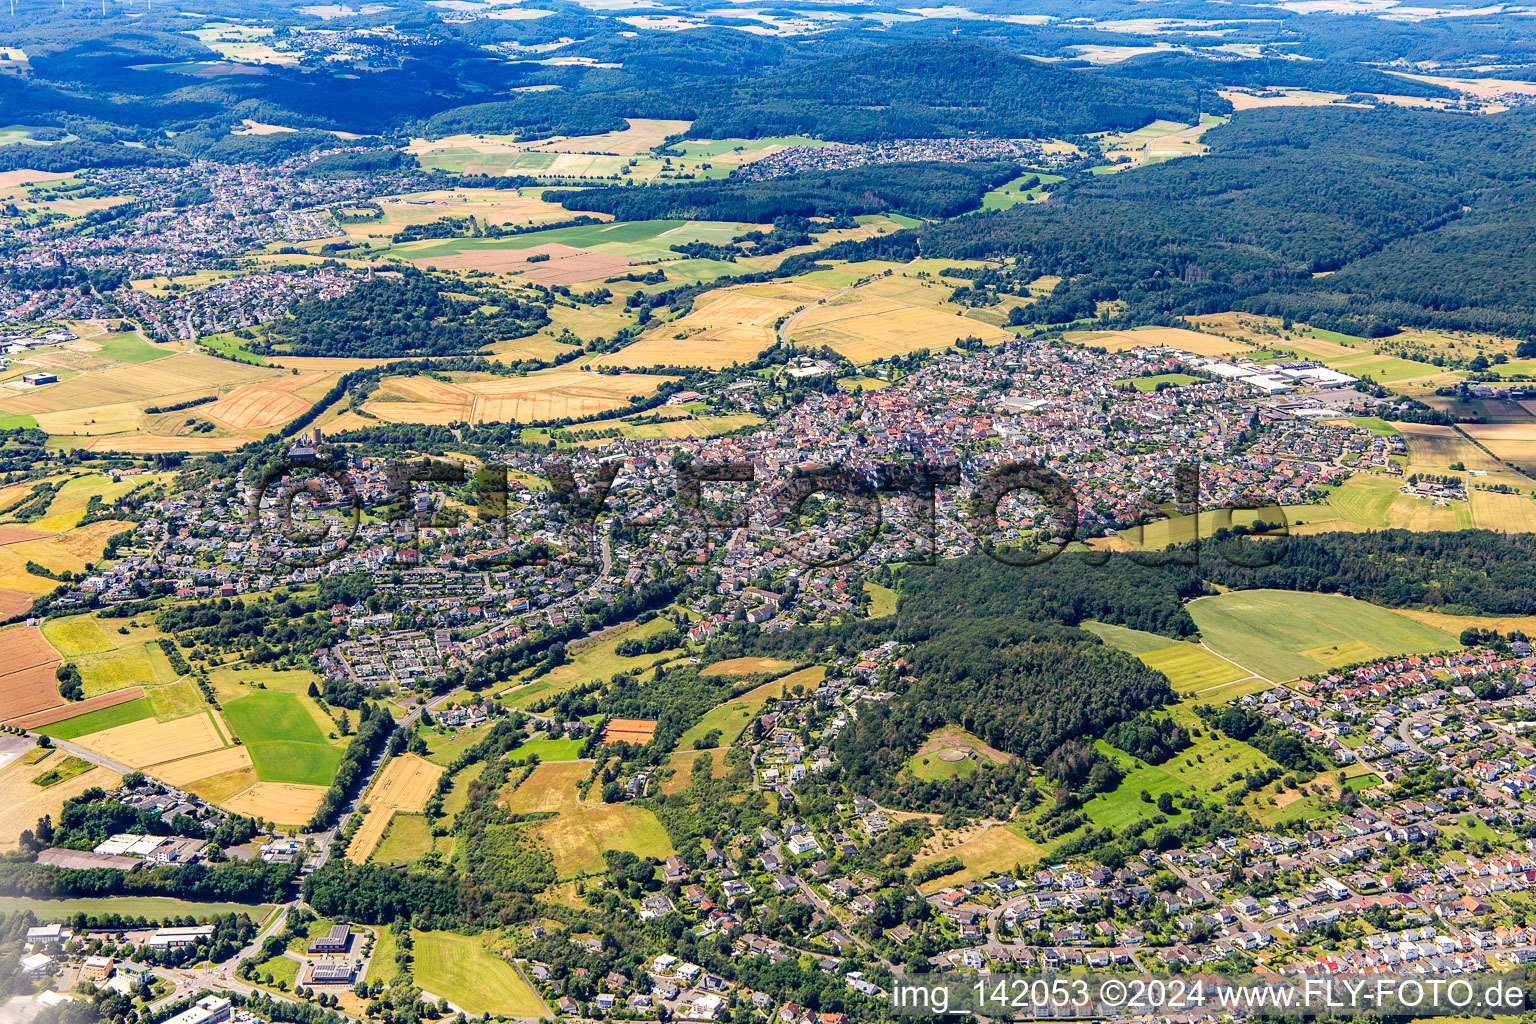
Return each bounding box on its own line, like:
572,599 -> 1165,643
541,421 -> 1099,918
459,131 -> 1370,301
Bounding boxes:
307,924 -> 351,955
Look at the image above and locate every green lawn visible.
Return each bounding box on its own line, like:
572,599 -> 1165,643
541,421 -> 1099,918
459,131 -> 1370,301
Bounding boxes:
908,751 -> 976,781
93,331 -> 171,365
863,581 -> 898,618
1188,589 -> 1458,682
412,931 -> 548,1017
370,813 -> 437,866
1138,644 -> 1249,694
1116,372 -> 1201,392
499,616 -> 677,708
38,697 -> 154,739
509,737 -> 585,762
0,414 -> 38,430
1079,621 -> 1181,656
0,896 -> 274,920
222,691 -> 343,786
42,613 -> 119,658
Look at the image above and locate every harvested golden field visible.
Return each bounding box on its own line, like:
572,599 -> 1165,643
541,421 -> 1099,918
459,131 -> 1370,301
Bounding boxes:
33,403 -> 144,436
409,242 -> 637,283
0,590 -> 32,620
8,687 -> 145,730
595,288 -> 811,370
203,371 -> 333,431
343,189 -> 587,243
222,781 -> 327,825
348,753 -> 443,863
74,711 -> 228,769
0,755 -> 118,851
0,353 -> 274,417
701,656 -> 795,676
784,269 -> 1012,363
0,626 -> 64,722
1069,326 -> 1251,357
364,371 -> 675,425
0,521 -> 129,595
1219,88 -> 1347,109
84,435 -> 248,453
1459,422 -> 1536,469
151,746 -> 255,788
1396,422 -> 1514,479
1471,489 -> 1536,534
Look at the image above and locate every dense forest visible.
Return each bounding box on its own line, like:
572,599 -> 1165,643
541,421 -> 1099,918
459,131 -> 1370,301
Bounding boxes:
919,105 -> 1536,337
256,270 -> 547,358
1201,529 -> 1536,615
555,161 -> 1020,222
834,621 -> 1174,815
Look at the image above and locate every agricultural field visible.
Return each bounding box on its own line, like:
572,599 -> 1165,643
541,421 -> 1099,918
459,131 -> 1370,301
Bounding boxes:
70,710 -> 230,770
35,696 -> 153,740
787,266 -> 1013,363
397,219 -> 762,270
362,370 -> 676,425
1460,421 -> 1536,472
502,760 -> 674,878
348,753 -> 444,863
200,371 -> 335,433
1188,590 -> 1459,682
0,352 -> 276,437
0,624 -> 65,724
221,691 -> 344,787
370,813 -> 440,867
1078,620 -> 1181,656
340,188 -> 589,243
0,749 -> 120,850
700,656 -> 795,676
410,931 -> 548,1017
592,285 -> 815,370
1471,488 -> 1536,533
1137,643 -> 1251,695
1319,474 -> 1472,532
1067,326 -> 1252,358
221,782 -> 329,827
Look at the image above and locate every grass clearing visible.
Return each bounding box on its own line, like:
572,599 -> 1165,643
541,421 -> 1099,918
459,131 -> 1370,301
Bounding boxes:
1189,590 -> 1458,682
222,691 -> 342,786
411,931 -> 548,1017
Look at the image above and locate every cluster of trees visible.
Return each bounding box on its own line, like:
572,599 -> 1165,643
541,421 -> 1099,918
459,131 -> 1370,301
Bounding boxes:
308,703 -> 396,829
555,160 -> 1021,222
257,270 -> 548,359
0,857 -> 294,905
1201,529 -> 1536,615
834,621 -> 1176,816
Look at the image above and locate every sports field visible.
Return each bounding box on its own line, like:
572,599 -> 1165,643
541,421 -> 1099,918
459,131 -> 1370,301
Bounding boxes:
411,931 -> 548,1017
1188,590 -> 1458,681
363,370 -> 675,425
222,691 -> 344,786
